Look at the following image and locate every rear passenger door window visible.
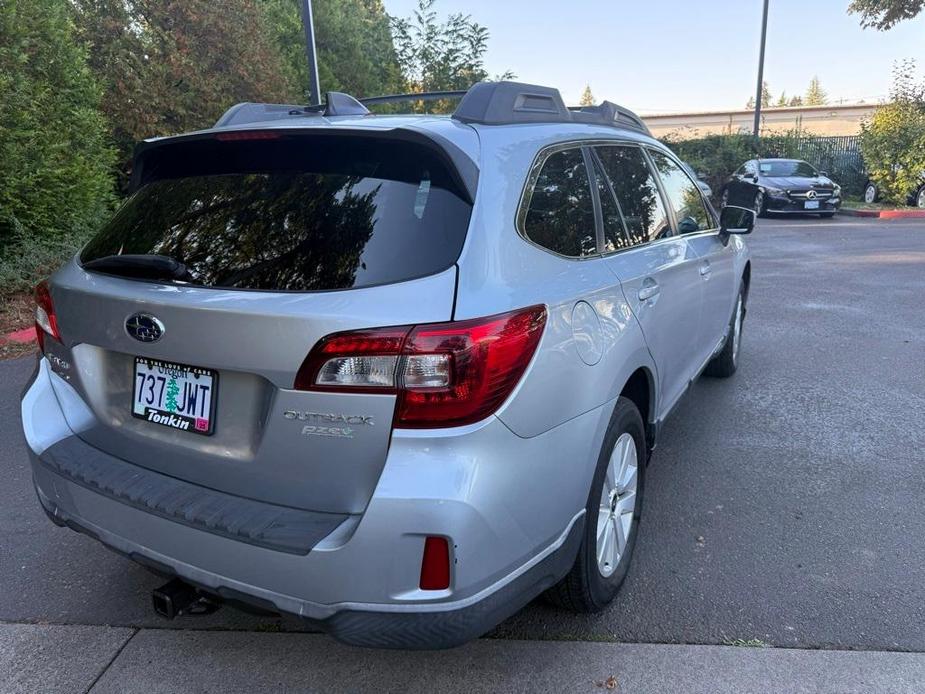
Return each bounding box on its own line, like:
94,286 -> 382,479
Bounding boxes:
647,150 -> 715,235
595,146 -> 672,247
521,148 -> 597,258
590,156 -> 632,253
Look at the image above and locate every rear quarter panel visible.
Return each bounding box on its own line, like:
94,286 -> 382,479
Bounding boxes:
454,127 -> 658,440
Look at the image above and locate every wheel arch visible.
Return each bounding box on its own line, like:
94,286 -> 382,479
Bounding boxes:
619,366 -> 656,455
742,260 -> 752,304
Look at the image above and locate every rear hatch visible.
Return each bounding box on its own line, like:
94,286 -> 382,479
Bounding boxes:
47,128 -> 475,514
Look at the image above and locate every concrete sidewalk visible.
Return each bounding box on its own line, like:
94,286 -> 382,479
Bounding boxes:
3,623 -> 924,694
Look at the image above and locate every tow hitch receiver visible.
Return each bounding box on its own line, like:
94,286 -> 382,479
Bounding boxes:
152,578 -> 222,619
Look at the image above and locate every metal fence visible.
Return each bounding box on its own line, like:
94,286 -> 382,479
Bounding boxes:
788,135 -> 866,196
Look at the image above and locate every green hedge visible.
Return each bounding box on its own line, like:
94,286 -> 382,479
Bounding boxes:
0,0 -> 116,293
664,133 -> 867,199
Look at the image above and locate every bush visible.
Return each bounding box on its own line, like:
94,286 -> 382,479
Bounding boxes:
663,133 -> 804,199
859,60 -> 925,206
0,0 -> 115,293
664,132 -> 868,200
860,104 -> 925,205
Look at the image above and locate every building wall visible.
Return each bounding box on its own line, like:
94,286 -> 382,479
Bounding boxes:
643,104 -> 877,140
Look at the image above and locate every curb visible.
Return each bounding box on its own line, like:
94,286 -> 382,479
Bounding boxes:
0,327 -> 35,345
839,207 -> 925,219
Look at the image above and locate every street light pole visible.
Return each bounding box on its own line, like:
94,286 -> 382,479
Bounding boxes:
300,0 -> 322,106
753,0 -> 770,137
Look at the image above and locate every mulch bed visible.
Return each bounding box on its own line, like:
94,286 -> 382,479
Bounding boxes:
0,292 -> 37,359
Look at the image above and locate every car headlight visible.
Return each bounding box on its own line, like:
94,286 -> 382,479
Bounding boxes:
764,186 -> 786,196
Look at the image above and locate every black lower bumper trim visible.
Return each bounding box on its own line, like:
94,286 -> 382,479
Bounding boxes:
38,436 -> 349,555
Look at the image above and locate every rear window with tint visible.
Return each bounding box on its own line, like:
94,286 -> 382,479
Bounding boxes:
80,134 -> 473,291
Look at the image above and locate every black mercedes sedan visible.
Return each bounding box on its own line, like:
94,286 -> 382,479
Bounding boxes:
721,158 -> 842,218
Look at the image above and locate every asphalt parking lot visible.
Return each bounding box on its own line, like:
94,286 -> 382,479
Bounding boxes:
2,216 -> 924,688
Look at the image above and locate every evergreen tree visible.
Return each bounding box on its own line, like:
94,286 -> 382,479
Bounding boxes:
789,95 -> 804,106
776,92 -> 788,107
580,84 -> 595,106
805,76 -> 828,105
0,0 -> 115,273
761,81 -> 772,108
746,81 -> 772,109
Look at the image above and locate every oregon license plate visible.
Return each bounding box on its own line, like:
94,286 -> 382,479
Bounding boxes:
132,357 -> 217,435
804,200 -> 820,210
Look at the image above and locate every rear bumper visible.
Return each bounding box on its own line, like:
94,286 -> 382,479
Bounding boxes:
23,359 -> 601,649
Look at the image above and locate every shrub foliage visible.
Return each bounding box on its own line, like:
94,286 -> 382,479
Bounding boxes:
0,0 -> 116,288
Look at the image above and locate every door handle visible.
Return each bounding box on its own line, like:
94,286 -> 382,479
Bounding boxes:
637,281 -> 660,302
699,261 -> 712,278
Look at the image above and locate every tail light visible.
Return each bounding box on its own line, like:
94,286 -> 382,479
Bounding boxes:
294,306 -> 547,429
34,281 -> 60,351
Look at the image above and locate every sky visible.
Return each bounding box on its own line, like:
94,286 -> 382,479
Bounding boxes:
381,0 -> 925,114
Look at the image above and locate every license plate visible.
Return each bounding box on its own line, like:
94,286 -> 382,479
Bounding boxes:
804,200 -> 820,210
132,357 -> 217,435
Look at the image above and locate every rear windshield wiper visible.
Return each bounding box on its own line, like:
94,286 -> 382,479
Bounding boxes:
82,254 -> 193,282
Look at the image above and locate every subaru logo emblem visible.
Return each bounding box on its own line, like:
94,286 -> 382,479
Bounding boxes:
806,190 -> 817,200
125,313 -> 165,343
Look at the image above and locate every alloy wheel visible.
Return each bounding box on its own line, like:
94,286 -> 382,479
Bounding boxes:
917,187 -> 925,209
721,189 -> 729,208
864,184 -> 877,204
753,190 -> 764,216
596,433 -> 638,578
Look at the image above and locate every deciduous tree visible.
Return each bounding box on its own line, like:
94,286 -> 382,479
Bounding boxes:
848,0 -> 924,29
72,0 -> 291,184
860,60 -> 925,204
260,0 -> 404,102
391,0 -> 512,95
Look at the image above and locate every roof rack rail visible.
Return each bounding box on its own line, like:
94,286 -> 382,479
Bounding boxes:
568,102 -> 651,136
451,81 -> 651,134
213,81 -> 650,135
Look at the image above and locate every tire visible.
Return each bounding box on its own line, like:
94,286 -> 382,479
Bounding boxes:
916,185 -> 925,209
720,188 -> 730,208
819,212 -> 835,218
753,189 -> 766,218
545,397 -> 645,613
864,183 -> 879,204
704,286 -> 745,378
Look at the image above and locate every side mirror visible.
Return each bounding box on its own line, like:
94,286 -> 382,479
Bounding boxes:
720,205 -> 755,235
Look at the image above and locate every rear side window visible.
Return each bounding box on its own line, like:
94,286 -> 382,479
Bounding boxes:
521,148 -> 597,258
647,150 -> 714,234
80,135 -> 472,291
595,146 -> 671,246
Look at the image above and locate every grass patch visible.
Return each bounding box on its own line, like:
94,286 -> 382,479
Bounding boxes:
842,196 -> 915,211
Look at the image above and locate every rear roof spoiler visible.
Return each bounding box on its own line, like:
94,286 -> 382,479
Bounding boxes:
130,126 -> 479,205
213,81 -> 650,136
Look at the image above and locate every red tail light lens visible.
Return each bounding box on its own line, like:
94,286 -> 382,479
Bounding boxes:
294,306 -> 547,429
419,536 -> 451,590
34,281 -> 60,351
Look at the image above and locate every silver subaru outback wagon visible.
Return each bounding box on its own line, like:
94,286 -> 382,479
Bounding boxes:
21,82 -> 753,649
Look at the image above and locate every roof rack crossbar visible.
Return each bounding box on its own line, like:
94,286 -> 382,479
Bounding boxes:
359,91 -> 469,106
